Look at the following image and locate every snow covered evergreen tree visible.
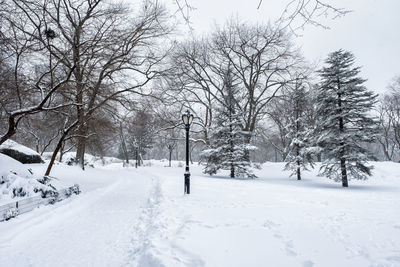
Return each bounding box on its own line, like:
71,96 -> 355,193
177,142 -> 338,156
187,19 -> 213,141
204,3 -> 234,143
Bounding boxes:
315,49 -> 379,187
201,69 -> 256,178
284,78 -> 314,180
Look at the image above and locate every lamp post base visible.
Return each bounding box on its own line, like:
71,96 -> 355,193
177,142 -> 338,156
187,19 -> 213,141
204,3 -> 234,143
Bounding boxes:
184,172 -> 190,194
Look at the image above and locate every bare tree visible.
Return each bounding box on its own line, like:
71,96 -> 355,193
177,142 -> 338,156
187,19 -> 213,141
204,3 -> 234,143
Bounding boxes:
272,0 -> 350,33
0,67 -> 74,146
378,77 -> 400,162
263,72 -> 316,162
173,0 -> 350,33
5,0 -> 171,169
16,112 -> 62,155
0,1 -> 77,146
169,19 -> 303,148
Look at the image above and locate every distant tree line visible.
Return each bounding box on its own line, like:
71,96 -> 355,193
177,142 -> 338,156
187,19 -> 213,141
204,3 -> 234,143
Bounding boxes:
0,0 -> 398,188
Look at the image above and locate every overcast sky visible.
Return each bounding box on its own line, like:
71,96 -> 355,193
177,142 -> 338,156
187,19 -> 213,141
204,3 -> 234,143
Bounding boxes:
179,0 -> 400,95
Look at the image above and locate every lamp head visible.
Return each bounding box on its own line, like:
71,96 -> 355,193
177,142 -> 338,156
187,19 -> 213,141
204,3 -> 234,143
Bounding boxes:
182,110 -> 194,126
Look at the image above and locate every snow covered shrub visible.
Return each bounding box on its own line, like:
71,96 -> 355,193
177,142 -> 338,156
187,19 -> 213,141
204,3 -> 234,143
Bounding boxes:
1,170 -> 48,198
65,156 -> 77,166
3,208 -> 19,221
65,184 -> 80,197
37,175 -> 53,186
12,187 -> 27,197
0,154 -> 58,202
35,175 -> 58,199
63,152 -> 96,168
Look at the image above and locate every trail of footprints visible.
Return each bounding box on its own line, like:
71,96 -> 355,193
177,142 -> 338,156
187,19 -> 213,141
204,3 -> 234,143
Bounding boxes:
262,220 -> 297,257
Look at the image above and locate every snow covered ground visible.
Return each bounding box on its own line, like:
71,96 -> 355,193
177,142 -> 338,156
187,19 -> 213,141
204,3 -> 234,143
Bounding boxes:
0,160 -> 399,267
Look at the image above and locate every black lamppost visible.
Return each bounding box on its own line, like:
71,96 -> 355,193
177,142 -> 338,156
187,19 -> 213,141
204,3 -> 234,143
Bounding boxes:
182,110 -> 194,194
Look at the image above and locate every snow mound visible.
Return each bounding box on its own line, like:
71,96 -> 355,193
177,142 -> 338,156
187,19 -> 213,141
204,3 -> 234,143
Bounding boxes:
0,154 -> 55,203
0,139 -> 44,164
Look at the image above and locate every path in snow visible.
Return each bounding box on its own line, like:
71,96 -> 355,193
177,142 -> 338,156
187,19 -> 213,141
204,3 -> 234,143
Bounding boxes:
0,166 -> 157,267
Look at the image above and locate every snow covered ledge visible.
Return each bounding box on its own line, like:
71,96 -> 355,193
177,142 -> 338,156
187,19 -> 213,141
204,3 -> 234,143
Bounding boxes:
0,140 -> 44,164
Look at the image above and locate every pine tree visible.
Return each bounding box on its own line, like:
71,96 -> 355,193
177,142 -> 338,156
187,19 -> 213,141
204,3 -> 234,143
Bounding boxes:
284,79 -> 314,180
316,49 -> 379,187
201,69 -> 256,178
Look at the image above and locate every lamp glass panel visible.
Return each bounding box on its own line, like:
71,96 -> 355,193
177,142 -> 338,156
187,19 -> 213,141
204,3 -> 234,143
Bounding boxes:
182,114 -> 188,124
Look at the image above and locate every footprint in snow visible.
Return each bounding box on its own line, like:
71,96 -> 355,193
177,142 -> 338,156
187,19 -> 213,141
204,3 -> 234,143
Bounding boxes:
284,240 -> 297,256
262,220 -> 279,229
303,260 -> 314,267
386,255 -> 400,263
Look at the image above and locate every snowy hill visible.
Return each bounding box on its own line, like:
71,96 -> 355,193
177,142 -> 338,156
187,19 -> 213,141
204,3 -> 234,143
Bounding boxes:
0,160 -> 399,266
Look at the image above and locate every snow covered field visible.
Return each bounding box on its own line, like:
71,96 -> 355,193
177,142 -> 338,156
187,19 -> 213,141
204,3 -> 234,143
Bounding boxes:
0,160 -> 399,267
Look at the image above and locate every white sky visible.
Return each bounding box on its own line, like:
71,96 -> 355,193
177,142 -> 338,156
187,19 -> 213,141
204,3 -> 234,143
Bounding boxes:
176,0 -> 400,95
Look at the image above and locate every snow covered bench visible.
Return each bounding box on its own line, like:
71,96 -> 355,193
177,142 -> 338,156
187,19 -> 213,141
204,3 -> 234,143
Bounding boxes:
0,184 -> 80,222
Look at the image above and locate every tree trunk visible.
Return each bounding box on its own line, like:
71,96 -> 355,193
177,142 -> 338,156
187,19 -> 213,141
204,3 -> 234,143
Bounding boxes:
204,106 -> 210,146
297,166 -> 301,180
243,132 -> 252,161
0,116 -> 18,145
338,90 -> 348,187
341,157 -> 348,187
45,138 -> 65,176
138,153 -> 143,166
135,148 -> 139,168
45,121 -> 78,175
229,111 -> 235,178
379,140 -> 392,161
74,45 -> 85,169
119,123 -> 129,165
282,151 -> 288,162
296,145 -> 301,180
59,141 -> 65,162
76,137 -> 86,170
75,117 -> 87,170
